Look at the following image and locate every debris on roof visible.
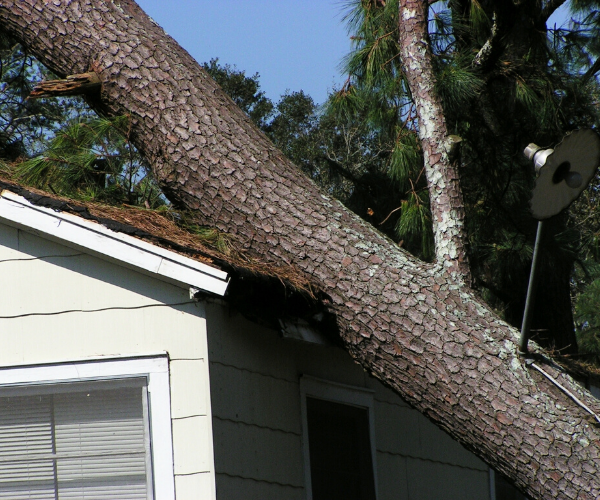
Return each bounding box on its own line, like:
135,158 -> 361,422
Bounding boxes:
0,176 -> 318,298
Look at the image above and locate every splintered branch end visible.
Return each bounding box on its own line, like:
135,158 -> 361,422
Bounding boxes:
28,72 -> 101,99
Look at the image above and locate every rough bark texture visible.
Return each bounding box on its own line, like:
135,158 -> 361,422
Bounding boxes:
1,2 -> 600,498
398,0 -> 471,284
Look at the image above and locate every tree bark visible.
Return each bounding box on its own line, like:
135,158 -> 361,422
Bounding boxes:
398,0 -> 471,284
1,2 -> 599,498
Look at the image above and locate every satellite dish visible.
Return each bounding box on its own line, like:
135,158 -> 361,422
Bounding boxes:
525,129 -> 600,220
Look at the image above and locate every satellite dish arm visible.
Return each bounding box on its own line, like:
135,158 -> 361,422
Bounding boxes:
519,220 -> 546,355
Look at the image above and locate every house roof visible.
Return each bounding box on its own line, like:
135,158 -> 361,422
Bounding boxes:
0,177 -> 317,300
0,183 -> 229,296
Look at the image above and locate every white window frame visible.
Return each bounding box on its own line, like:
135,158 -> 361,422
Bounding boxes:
0,355 -> 175,500
299,375 -> 379,500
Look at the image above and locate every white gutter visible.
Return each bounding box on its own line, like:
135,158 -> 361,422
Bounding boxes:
0,190 -> 229,296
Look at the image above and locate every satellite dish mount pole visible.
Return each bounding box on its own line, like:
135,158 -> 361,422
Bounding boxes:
520,130 -> 600,355
519,220 -> 545,355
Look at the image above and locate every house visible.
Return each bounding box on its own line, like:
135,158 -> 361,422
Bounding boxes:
0,184 -> 525,500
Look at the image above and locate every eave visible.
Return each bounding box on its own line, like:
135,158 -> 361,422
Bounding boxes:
0,190 -> 229,296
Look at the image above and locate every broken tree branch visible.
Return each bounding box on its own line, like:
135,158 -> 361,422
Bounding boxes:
472,13 -> 499,68
28,71 -> 101,99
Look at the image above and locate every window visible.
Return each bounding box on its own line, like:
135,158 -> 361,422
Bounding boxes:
300,376 -> 378,500
0,357 -> 175,500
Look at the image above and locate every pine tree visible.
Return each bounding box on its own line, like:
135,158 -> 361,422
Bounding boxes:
0,32 -> 80,161
12,115 -> 164,207
325,0 -> 600,354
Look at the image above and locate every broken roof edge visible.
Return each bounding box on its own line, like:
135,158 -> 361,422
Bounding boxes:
0,189 -> 229,296
0,177 -> 320,300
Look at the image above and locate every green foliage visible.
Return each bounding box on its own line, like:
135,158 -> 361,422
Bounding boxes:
389,130 -> 421,183
0,33 -> 85,160
570,175 -> 600,362
575,271 -> 600,364
467,0 -> 492,43
395,191 -> 434,260
11,115 -> 164,208
266,91 -> 319,166
435,55 -> 483,115
202,58 -> 274,129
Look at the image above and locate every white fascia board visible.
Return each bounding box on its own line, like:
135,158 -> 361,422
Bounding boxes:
0,190 -> 229,296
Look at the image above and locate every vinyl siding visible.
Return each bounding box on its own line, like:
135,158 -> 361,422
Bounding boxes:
0,222 -> 215,500
206,302 -> 490,500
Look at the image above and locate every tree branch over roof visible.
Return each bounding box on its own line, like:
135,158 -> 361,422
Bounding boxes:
1,2 -> 599,498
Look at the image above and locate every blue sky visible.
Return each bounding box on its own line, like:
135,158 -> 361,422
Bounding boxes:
134,1 -> 574,107
136,0 -> 352,106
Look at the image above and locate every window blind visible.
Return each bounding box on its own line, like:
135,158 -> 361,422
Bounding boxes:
0,379 -> 151,500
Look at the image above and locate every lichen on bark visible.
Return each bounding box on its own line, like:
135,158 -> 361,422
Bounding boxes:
398,0 -> 471,284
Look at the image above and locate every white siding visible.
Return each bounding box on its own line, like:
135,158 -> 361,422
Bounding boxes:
0,222 -> 215,500
206,302 -> 490,500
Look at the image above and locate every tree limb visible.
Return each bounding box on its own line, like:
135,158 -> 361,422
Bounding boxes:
28,72 -> 101,99
472,13 -> 499,68
398,0 -> 471,284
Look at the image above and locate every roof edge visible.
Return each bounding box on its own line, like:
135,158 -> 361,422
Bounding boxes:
0,190 -> 229,296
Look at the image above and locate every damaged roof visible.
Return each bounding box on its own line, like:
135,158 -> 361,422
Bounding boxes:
0,177 -> 329,336
0,177 -> 315,294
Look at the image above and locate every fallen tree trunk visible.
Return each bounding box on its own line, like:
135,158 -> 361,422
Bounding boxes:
1,1 -> 599,498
